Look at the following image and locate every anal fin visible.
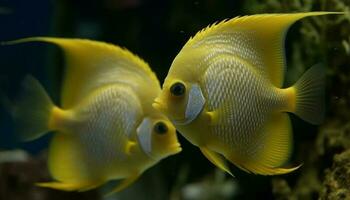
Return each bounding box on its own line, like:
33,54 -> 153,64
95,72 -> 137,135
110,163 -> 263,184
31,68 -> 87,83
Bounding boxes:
200,147 -> 234,177
238,163 -> 302,175
229,113 -> 301,175
206,111 -> 219,126
36,180 -> 103,191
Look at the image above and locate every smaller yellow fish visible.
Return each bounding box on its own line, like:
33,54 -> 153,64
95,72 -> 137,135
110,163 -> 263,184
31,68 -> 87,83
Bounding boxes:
153,12 -> 342,176
3,37 -> 181,194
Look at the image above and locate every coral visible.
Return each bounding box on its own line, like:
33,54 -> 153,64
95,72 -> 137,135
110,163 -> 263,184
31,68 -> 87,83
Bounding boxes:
320,149 -> 350,199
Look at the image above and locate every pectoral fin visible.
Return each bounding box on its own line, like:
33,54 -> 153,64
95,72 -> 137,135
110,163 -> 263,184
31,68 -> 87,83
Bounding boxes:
206,111 -> 219,126
104,174 -> 140,196
125,140 -> 137,155
200,147 -> 234,177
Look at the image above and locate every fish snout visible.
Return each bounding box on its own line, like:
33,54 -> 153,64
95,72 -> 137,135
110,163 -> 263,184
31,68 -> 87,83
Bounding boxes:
152,97 -> 167,112
170,142 -> 182,154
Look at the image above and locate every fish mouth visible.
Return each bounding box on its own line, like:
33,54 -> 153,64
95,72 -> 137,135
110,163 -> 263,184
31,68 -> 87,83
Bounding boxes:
153,98 -> 192,125
170,143 -> 182,154
152,98 -> 166,112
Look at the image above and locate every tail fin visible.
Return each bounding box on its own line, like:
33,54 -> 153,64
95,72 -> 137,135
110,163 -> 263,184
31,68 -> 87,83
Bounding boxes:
292,64 -> 325,125
11,75 -> 55,141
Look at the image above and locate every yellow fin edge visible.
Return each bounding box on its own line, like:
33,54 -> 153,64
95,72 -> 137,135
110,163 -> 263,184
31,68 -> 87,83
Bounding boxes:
36,180 -> 104,192
200,147 -> 234,177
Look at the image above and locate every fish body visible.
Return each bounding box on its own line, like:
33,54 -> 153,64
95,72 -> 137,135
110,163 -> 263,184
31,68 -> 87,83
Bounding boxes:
153,12 -> 339,175
5,38 -> 181,194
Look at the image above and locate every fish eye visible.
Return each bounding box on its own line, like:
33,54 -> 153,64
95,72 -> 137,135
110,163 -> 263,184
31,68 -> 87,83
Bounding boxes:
170,82 -> 186,97
153,122 -> 168,135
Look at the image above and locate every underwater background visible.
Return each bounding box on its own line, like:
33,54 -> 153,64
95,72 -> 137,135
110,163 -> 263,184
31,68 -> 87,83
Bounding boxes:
0,0 -> 349,199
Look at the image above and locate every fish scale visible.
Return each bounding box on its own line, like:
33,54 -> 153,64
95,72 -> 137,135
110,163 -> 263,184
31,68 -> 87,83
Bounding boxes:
192,31 -> 265,76
73,84 -> 142,176
204,56 -> 282,159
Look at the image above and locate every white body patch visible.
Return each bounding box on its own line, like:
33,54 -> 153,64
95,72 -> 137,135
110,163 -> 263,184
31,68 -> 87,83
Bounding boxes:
136,117 -> 153,157
174,84 -> 205,125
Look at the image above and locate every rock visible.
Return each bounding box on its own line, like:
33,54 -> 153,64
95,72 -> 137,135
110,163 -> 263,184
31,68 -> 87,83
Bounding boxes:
0,150 -> 101,200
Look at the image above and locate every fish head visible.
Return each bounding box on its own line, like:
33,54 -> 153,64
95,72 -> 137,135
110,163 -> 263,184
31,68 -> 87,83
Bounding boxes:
153,54 -> 206,126
136,114 -> 181,159
153,77 -> 189,122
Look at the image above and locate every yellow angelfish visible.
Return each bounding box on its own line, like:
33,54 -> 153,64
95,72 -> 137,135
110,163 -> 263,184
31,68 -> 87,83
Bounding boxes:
153,12 -> 340,175
4,37 -> 181,194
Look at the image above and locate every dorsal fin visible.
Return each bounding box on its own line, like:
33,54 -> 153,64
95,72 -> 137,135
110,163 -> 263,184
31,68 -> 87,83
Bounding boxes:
4,37 -> 160,108
184,12 -> 342,87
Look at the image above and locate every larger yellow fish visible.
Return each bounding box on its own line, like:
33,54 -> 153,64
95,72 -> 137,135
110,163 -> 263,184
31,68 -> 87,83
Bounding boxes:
153,12 -> 339,175
5,37 -> 181,194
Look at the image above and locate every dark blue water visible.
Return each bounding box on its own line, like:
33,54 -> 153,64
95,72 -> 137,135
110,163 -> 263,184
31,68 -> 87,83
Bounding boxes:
0,0 -> 53,153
